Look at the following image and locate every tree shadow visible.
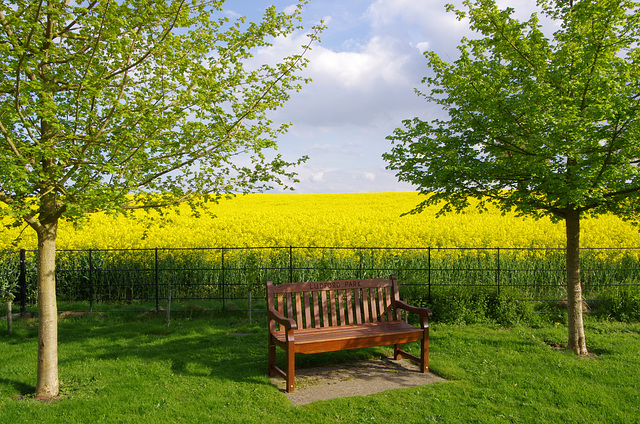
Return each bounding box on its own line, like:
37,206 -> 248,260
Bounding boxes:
0,378 -> 36,396
54,313 -> 431,394
56,314 -> 273,388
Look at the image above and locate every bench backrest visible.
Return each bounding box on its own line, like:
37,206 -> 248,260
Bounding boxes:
266,275 -> 402,331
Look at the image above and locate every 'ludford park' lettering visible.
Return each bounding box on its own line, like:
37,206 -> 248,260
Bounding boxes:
310,280 -> 362,290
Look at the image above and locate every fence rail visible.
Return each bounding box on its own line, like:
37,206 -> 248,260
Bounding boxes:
2,246 -> 640,313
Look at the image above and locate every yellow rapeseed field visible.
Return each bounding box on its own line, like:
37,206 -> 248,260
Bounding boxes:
1,192 -> 639,251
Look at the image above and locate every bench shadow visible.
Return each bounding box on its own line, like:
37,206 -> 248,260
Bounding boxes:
269,354 -> 448,405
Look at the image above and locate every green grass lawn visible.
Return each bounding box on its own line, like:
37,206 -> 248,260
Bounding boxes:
1,310 -> 639,423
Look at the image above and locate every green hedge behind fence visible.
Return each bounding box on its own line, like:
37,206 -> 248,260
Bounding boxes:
2,246 -> 640,322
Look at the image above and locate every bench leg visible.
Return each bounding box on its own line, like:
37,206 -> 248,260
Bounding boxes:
286,341 -> 295,393
394,343 -> 403,360
421,328 -> 429,373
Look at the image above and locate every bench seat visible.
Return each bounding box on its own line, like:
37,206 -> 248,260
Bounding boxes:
270,320 -> 424,354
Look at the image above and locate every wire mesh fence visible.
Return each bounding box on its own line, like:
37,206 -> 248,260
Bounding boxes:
3,246 -> 640,314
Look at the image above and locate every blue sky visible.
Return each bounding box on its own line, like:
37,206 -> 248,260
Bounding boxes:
227,0 -> 541,193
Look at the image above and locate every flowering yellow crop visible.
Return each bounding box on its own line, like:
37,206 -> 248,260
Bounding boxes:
1,192 -> 639,251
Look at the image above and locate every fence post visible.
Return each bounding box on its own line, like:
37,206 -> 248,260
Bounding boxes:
88,249 -> 94,313
496,247 -> 500,296
289,246 -> 293,283
428,247 -> 431,303
19,249 -> 26,314
155,248 -> 159,310
221,247 -> 226,311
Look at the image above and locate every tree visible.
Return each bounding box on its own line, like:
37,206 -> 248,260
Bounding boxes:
0,0 -> 322,399
383,0 -> 640,355
1,267 -> 16,336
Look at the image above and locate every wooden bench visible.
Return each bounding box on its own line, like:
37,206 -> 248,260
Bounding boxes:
267,275 -> 433,393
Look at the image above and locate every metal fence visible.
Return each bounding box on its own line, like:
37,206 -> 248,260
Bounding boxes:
3,246 -> 640,313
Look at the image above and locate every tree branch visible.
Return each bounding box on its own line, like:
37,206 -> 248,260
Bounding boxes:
0,113 -> 27,161
487,14 -> 537,70
54,0 -> 99,40
103,0 -> 186,81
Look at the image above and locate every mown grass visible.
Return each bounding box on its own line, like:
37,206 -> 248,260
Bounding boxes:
1,311 -> 639,423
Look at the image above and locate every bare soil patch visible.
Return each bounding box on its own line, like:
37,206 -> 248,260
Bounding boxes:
59,311 -> 103,319
269,358 -> 447,405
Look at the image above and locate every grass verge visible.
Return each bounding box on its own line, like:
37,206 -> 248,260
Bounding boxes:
1,311 -> 639,423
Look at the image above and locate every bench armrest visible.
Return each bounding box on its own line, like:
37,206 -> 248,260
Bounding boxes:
395,300 -> 433,317
267,308 -> 298,332
395,300 -> 432,329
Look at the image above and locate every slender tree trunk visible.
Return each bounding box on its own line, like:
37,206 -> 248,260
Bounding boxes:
565,209 -> 588,356
35,219 -> 59,399
7,300 -> 11,336
35,11 -> 60,396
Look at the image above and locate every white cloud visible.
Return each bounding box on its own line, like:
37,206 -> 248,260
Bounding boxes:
366,0 -> 466,33
283,3 -> 300,15
363,172 -> 376,181
281,164 -> 413,194
246,1 -> 454,194
366,0 -> 540,30
415,41 -> 430,53
365,0 -> 472,54
247,0 -> 559,194
237,1 -> 545,194
261,31 -> 429,130
312,36 -> 414,89
311,171 -> 325,182
366,0 -> 547,57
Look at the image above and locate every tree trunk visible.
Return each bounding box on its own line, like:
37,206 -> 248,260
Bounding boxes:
565,209 -> 588,356
35,220 -> 59,399
7,300 -> 11,336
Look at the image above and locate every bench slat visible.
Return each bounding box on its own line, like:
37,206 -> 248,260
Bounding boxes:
376,287 -> 385,322
329,290 -> 337,326
354,289 -> 362,324
277,294 -> 284,330
321,291 -> 329,327
313,291 -> 320,329
346,290 -> 354,325
362,288 -> 370,323
337,290 -> 345,326
304,292 -> 312,329
295,292 -> 303,328
369,287 -> 378,322
286,293 -> 293,322
392,278 -> 402,321
384,287 -> 393,321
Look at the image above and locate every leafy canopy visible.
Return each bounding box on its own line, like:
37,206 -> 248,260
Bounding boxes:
0,0 -> 320,226
384,0 -> 640,222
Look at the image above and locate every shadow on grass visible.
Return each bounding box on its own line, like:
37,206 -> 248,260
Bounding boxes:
54,312 -> 428,391
0,378 -> 36,396
56,312 -> 276,388
433,327 -> 541,353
